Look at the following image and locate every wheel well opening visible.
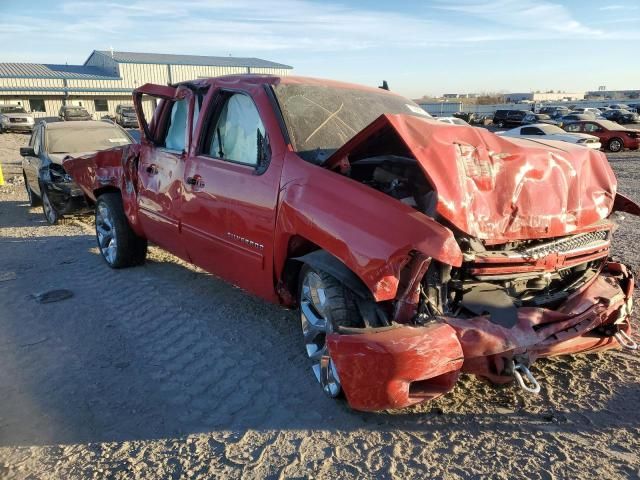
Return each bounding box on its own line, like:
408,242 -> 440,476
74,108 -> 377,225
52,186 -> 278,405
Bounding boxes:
93,186 -> 120,200
279,236 -> 320,305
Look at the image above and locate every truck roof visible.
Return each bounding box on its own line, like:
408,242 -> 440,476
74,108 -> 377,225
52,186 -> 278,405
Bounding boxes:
176,74 -> 405,97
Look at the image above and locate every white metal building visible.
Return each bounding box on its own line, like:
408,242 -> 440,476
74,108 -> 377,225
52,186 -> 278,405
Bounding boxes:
504,92 -> 585,103
0,50 -> 292,119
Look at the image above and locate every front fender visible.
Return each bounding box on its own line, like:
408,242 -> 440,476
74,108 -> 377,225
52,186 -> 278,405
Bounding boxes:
274,155 -> 462,301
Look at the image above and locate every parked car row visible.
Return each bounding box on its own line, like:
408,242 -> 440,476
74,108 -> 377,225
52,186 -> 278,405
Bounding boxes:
494,104 -> 640,130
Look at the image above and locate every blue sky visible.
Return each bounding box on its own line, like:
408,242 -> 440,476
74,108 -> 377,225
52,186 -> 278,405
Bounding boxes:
0,0 -> 638,98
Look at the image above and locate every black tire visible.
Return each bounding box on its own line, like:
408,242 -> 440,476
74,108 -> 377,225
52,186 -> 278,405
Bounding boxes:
23,172 -> 41,207
95,192 -> 147,268
608,137 -> 624,153
298,264 -> 361,398
41,187 -> 65,225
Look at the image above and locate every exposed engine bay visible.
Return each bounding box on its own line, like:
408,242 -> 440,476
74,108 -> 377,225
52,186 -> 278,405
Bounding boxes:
345,154 -> 614,328
347,155 -> 438,218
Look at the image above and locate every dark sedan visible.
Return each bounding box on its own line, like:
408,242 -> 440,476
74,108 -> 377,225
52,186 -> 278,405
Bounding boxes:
521,113 -> 558,125
602,109 -> 639,124
21,120 -> 132,224
557,113 -> 596,126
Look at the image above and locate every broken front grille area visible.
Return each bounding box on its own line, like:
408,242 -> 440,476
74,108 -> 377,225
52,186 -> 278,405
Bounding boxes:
514,230 -> 609,260
466,228 -> 611,279
418,228 -> 612,320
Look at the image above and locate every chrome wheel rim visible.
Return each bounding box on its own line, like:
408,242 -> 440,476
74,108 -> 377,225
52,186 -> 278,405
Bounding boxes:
96,202 -> 117,265
42,190 -> 57,223
611,140 -> 622,152
300,271 -> 341,397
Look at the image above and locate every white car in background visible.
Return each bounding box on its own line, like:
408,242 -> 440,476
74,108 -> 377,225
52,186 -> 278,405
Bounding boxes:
435,116 -> 469,126
497,123 -> 602,149
571,107 -> 603,117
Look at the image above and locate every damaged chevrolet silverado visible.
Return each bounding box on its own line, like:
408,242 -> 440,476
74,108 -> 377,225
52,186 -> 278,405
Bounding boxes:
63,75 -> 640,411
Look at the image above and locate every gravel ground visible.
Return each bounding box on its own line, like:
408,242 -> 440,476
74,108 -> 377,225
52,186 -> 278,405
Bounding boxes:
1,132 -> 639,479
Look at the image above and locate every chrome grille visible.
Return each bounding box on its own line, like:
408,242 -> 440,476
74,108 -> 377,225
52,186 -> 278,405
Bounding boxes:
518,230 -> 609,259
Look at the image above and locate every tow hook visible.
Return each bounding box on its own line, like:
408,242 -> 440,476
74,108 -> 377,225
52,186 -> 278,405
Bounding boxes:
614,330 -> 638,351
512,360 -> 541,394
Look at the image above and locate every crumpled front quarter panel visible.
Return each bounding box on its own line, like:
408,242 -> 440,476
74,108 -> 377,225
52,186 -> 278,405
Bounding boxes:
63,145 -> 132,201
276,153 -> 462,301
329,115 -> 618,241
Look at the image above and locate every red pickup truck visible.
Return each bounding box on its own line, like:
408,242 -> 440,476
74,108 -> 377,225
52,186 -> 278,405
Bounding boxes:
64,75 -> 639,411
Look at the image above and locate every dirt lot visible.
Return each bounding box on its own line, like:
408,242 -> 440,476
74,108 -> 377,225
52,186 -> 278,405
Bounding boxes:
0,132 -> 639,479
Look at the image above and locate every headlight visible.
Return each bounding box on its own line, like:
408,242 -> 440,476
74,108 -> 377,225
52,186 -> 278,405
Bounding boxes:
49,165 -> 73,183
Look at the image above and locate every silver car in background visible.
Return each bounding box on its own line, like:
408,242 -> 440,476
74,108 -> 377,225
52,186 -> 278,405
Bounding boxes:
0,105 -> 35,133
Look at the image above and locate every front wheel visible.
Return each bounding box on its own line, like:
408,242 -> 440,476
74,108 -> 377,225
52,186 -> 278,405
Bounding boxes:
41,188 -> 64,225
298,264 -> 360,398
608,138 -> 624,152
95,193 -> 147,268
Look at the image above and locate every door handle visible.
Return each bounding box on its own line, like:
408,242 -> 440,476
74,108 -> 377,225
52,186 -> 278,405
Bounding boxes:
146,164 -> 158,175
186,175 -> 204,188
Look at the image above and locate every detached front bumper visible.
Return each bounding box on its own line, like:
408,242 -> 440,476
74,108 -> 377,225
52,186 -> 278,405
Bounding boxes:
328,262 -> 635,411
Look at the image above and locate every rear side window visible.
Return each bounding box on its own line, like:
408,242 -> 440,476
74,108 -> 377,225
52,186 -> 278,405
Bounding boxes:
205,93 -> 266,166
164,99 -> 189,151
584,123 -> 602,133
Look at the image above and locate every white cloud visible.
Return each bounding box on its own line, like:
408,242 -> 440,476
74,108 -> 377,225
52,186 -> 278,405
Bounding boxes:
435,0 -> 603,36
599,4 -> 637,11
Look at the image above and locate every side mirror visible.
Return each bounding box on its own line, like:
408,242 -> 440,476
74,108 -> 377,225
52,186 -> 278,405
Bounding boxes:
20,146 -> 36,157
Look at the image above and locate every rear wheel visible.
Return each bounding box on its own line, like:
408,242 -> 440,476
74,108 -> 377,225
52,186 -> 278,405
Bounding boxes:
608,137 -> 624,152
298,264 -> 360,398
95,193 -> 147,268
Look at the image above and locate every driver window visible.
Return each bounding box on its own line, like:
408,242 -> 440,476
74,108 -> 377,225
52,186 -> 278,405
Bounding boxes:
207,93 -> 265,166
164,98 -> 189,151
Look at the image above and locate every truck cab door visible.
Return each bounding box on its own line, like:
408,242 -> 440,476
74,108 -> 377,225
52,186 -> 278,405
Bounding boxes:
180,86 -> 286,300
132,84 -> 196,261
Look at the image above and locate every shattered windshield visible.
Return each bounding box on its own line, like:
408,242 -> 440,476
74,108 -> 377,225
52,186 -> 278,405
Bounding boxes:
46,126 -> 131,154
273,83 -> 432,163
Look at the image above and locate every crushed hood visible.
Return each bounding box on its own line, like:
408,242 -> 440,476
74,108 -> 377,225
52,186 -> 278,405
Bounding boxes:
328,114 -> 618,241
